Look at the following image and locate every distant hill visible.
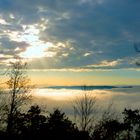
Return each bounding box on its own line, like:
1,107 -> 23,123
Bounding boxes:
46,85 -> 120,90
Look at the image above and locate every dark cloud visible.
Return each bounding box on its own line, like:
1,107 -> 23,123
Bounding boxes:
0,0 -> 139,69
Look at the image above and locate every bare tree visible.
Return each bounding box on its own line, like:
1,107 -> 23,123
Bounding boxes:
5,59 -> 32,133
73,86 -> 96,132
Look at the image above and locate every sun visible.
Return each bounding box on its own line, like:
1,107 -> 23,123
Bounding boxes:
18,25 -> 56,59
20,45 -> 47,59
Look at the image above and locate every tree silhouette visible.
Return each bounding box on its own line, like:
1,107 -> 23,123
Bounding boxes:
92,103 -> 123,140
73,86 -> 96,132
46,108 -> 77,139
10,107 -> 89,140
40,108 -> 90,140
5,60 -> 31,134
122,108 -> 140,140
1,105 -> 47,140
92,119 -> 123,140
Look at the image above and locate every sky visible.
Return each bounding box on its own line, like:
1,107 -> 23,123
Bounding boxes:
0,0 -> 140,86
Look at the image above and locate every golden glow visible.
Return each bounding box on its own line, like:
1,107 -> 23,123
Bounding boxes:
28,69 -> 140,87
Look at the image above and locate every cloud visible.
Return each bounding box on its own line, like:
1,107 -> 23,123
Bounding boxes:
0,0 -> 139,70
0,17 -> 9,25
86,60 -> 121,68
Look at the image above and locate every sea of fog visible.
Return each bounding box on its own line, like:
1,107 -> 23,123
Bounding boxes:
30,85 -> 140,117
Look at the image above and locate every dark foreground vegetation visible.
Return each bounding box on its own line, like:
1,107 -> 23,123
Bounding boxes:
0,105 -> 140,140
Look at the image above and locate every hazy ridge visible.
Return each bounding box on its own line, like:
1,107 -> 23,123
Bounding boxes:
44,85 -> 133,90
